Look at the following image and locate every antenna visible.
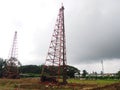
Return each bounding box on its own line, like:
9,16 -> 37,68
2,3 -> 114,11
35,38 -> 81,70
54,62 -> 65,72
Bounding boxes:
101,60 -> 104,75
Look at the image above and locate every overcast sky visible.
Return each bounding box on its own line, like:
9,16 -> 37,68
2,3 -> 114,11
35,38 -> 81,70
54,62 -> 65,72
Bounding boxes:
0,0 -> 120,73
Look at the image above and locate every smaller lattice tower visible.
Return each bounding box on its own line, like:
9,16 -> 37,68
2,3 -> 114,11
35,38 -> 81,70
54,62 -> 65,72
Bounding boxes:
3,31 -> 21,79
41,5 -> 67,84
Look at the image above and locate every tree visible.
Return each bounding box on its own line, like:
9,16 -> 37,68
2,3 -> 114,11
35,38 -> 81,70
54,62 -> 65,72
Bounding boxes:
20,65 -> 41,74
66,65 -> 80,78
116,71 -> 120,79
82,70 -> 88,78
0,58 -> 4,77
19,64 -> 80,78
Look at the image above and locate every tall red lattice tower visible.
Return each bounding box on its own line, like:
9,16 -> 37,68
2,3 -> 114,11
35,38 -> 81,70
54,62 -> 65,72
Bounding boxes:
3,31 -> 21,79
9,31 -> 18,59
42,5 -> 67,84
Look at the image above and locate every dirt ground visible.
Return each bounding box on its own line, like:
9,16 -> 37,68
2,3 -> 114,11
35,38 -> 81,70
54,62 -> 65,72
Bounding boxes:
92,83 -> 120,90
15,82 -> 120,90
0,78 -> 119,90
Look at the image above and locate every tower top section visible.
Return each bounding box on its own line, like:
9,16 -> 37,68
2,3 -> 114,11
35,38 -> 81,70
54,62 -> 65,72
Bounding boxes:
8,31 -> 18,59
60,3 -> 64,11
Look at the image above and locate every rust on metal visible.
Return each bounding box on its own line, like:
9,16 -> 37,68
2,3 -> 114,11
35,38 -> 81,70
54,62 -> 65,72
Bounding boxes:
41,5 -> 67,84
2,31 -> 21,79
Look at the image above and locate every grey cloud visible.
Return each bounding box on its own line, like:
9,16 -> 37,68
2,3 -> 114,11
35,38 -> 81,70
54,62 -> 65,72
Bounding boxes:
65,0 -> 120,64
32,0 -> 120,65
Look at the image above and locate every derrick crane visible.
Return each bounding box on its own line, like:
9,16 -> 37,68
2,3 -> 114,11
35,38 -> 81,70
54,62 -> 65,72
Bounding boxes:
41,5 -> 67,84
3,31 -> 21,79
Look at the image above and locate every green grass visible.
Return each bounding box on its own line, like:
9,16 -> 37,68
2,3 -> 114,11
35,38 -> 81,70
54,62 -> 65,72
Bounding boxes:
67,79 -> 120,86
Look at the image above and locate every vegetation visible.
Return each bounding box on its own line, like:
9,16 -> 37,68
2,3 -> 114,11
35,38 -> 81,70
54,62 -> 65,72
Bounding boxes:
0,58 -> 80,78
116,71 -> 120,79
82,70 -> 88,78
20,65 -> 41,74
0,58 -> 4,77
66,65 -> 80,78
19,65 -> 80,78
68,79 -> 120,86
0,58 -> 120,80
0,78 -> 119,90
0,58 -> 120,89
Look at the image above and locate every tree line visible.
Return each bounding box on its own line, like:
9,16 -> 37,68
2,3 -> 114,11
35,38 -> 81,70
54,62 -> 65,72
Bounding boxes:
20,65 -> 80,78
0,58 -> 80,78
0,58 -> 120,79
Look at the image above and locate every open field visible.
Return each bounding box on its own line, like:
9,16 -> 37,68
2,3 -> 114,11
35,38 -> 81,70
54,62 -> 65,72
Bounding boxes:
0,78 -> 119,90
68,79 -> 120,86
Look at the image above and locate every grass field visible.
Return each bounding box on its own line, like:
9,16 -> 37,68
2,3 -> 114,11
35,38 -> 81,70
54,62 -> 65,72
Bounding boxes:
0,78 -> 119,90
68,79 -> 120,86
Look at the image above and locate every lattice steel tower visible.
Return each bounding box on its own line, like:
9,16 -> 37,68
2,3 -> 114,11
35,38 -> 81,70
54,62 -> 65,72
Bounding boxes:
42,5 -> 67,84
3,31 -> 21,79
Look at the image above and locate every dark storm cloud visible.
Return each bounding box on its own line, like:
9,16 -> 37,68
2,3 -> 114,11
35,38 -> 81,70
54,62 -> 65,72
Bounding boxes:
65,0 -> 120,64
32,0 -> 120,65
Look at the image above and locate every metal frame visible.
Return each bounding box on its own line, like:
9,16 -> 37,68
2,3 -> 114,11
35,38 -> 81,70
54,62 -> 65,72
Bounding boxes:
3,31 -> 21,79
42,5 -> 67,84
